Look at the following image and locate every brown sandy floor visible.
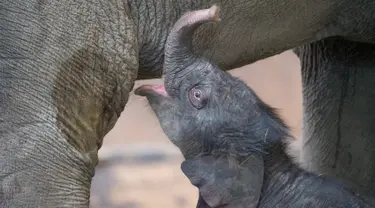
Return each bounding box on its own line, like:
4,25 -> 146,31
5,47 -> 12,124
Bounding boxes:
90,50 -> 302,208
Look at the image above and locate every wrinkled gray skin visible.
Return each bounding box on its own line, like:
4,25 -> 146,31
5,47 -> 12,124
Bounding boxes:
2,0 -> 375,207
134,8 -> 375,207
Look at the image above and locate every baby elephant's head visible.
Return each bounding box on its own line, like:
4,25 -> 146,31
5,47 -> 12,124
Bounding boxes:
135,5 -> 289,159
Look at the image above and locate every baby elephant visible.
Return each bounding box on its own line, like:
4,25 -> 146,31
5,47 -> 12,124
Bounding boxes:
135,5 -> 374,208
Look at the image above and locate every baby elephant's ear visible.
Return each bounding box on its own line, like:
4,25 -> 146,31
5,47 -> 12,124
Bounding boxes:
181,154 -> 264,208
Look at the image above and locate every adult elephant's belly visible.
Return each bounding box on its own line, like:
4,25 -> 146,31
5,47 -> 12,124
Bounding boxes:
295,37 -> 375,198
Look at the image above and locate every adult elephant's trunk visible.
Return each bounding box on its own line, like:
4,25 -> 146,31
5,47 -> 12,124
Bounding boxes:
163,5 -> 220,96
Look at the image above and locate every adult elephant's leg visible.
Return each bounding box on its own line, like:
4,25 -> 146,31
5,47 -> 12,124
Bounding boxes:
0,1 -> 138,207
295,38 -> 375,197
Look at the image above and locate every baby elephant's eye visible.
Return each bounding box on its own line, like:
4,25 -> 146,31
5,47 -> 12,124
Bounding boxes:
188,86 -> 208,109
193,90 -> 202,99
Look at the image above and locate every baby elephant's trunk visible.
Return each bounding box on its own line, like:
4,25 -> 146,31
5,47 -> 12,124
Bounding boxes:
163,5 -> 220,95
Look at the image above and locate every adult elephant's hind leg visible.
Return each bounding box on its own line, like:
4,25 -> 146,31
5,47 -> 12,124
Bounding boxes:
295,38 -> 375,197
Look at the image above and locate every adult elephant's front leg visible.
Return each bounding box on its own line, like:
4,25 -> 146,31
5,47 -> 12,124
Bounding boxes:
295,38 -> 375,197
0,1 -> 139,206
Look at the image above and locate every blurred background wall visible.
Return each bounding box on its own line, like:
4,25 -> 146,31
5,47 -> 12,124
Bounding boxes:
90,50 -> 303,208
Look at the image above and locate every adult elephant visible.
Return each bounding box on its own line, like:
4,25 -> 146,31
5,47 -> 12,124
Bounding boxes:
1,0 -> 375,207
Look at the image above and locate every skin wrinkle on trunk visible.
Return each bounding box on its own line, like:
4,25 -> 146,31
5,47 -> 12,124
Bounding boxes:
163,5 -> 221,97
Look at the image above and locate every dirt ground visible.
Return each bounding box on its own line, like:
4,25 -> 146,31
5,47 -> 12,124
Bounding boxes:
90,50 -> 303,208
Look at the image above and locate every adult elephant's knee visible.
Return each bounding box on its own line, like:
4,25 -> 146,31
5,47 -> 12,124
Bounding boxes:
296,37 -> 375,197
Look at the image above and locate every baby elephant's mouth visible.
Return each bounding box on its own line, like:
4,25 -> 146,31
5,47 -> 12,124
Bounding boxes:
134,84 -> 168,97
